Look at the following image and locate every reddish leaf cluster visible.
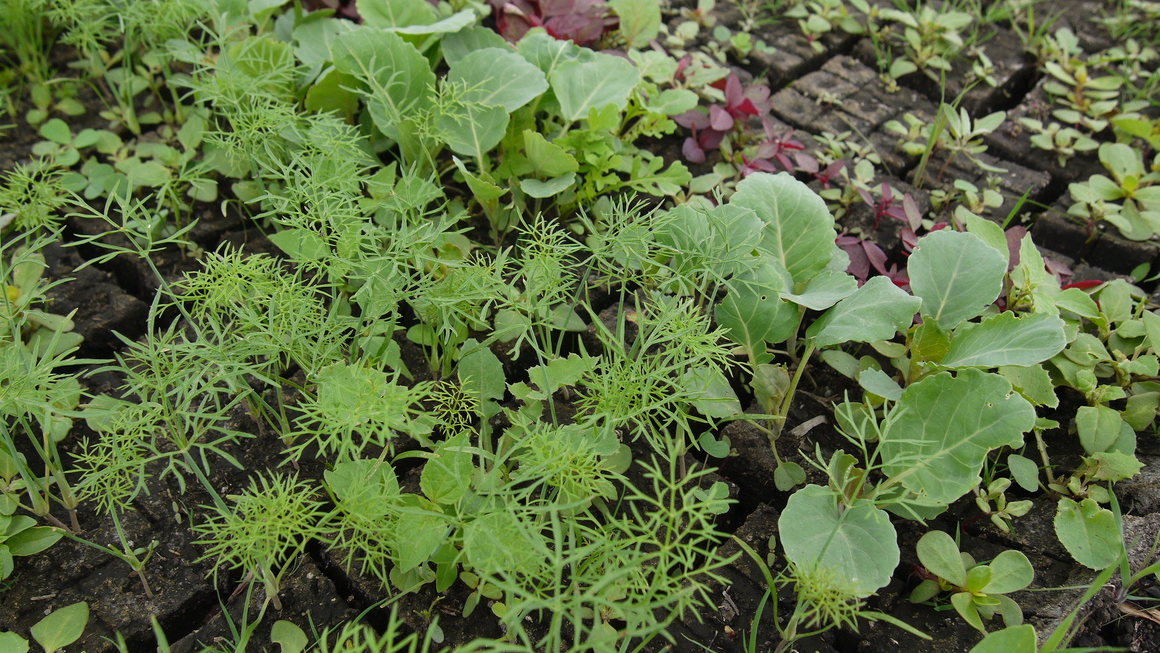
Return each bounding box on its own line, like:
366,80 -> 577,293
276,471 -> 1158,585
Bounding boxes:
674,72 -> 770,164
489,0 -> 616,45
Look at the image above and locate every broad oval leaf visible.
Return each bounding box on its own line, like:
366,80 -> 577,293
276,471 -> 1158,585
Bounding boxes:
5,526 -> 62,556
438,103 -> 509,159
0,632 -> 28,653
420,434 -> 474,505
732,172 -> 839,285
778,484 -> 899,597
550,54 -> 640,121
916,530 -> 966,586
941,312 -> 1067,369
325,459 -> 401,519
680,366 -> 742,418
332,27 -> 434,139
882,369 -> 1035,505
448,48 -> 548,112
31,601 -> 88,653
807,276 -> 921,348
1075,405 -> 1127,455
357,0 -> 437,29
394,510 -> 448,571
716,257 -> 797,359
1054,498 -> 1120,570
908,230 -> 1006,329
781,267 -> 857,311
271,620 -> 309,653
983,550 -> 1034,594
442,26 -> 510,65
464,511 -> 545,576
968,625 -> 1037,653
609,0 -> 661,48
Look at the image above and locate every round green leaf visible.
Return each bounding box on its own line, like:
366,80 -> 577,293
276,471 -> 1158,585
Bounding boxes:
940,312 -> 1067,369
464,512 -> 544,576
1054,497 -> 1120,570
0,632 -> 29,653
778,485 -> 899,597
807,276 -> 921,348
5,526 -> 62,556
908,230 -> 1006,329
983,550 -> 1033,594
549,54 -> 640,122
448,48 -> 548,112
882,370 -> 1035,505
270,620 -> 309,653
732,172 -> 839,285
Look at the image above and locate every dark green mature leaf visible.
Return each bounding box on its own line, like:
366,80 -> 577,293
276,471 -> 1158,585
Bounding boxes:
882,370 -> 1035,505
941,312 -> 1067,369
908,230 -> 1006,329
550,54 -> 640,121
448,48 -> 548,112
778,485 -> 898,597
732,172 -> 838,286
807,276 -> 920,348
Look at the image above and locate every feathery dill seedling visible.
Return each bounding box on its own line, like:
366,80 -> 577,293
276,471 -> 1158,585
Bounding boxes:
475,457 -> 735,652
577,293 -> 737,458
577,197 -> 679,294
0,159 -> 70,233
495,214 -> 586,360
103,323 -> 257,493
195,471 -> 333,611
323,459 -> 405,589
284,363 -> 434,463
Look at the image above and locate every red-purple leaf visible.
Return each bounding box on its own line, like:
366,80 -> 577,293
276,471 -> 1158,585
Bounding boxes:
709,104 -> 734,131
674,109 -> 709,130
683,137 -> 706,163
699,128 -> 725,150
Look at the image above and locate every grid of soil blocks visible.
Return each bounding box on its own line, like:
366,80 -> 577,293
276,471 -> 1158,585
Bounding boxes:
2,1 -> 1159,652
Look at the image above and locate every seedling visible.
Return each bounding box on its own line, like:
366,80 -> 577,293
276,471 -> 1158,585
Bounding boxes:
910,530 -> 1033,633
